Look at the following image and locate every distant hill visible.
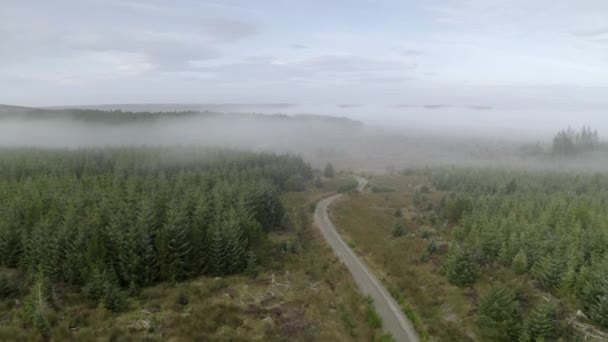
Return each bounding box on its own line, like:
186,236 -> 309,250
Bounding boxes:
0,104 -> 39,113
0,106 -> 363,127
45,103 -> 296,113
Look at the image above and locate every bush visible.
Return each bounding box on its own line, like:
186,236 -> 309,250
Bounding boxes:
337,179 -> 359,193
364,297 -> 383,329
176,289 -> 190,306
391,221 -> 406,237
394,208 -> 403,218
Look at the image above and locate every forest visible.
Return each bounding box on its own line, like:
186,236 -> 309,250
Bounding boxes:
0,147 -> 313,336
434,169 -> 608,340
552,126 -> 601,157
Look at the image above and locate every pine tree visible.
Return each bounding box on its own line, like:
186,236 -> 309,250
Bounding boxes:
22,272 -> 51,339
529,300 -> 558,340
444,246 -> 479,287
209,224 -> 227,276
476,283 -> 522,341
324,163 -> 335,178
224,210 -> 246,274
133,199 -> 159,286
512,249 -> 528,275
57,208 -> 86,285
533,256 -> 564,290
245,250 -> 258,279
117,226 -> 138,287
164,200 -> 192,281
497,242 -> 511,266
101,276 -> 126,313
589,293 -> 608,328
190,195 -> 211,274
84,268 -> 106,303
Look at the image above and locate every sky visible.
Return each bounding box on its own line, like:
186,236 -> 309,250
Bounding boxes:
1,0 -> 608,129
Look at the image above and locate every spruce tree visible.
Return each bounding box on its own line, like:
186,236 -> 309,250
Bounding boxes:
529,300 -> 558,340
224,210 -> 246,274
209,224 -> 227,276
101,276 -> 126,313
476,283 -> 522,341
22,272 -> 51,339
444,246 -> 479,287
245,250 -> 258,279
164,200 -> 192,281
324,163 -> 335,178
134,199 -> 159,286
512,249 -> 528,275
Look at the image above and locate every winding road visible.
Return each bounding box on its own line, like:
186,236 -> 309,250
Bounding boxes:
314,176 -> 419,342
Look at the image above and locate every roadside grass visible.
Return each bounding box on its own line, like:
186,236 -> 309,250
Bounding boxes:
365,296 -> 383,329
330,174 -> 476,341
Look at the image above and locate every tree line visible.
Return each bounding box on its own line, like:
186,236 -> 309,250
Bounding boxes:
552,126 -> 600,156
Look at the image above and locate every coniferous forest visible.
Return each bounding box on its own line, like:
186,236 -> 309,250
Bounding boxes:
434,170 -> 608,339
0,147 -> 313,332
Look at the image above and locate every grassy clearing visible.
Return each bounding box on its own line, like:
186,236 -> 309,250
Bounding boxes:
330,174 -> 475,341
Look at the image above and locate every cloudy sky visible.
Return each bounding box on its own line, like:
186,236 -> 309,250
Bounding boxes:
1,0 -> 608,122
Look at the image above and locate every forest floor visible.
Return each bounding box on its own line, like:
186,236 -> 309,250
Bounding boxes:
0,175 -> 389,341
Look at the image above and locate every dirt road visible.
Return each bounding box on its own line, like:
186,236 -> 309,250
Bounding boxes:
314,176 -> 419,342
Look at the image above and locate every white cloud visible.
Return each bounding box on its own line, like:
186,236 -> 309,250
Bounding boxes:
1,0 -> 608,114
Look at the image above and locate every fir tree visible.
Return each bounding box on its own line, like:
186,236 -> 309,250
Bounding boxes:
528,300 -> 558,340
323,163 -> 335,178
476,283 -> 522,341
245,250 -> 258,279
512,249 -> 529,275
444,246 -> 479,287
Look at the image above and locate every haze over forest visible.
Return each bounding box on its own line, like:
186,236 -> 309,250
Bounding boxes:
3,1 -> 608,341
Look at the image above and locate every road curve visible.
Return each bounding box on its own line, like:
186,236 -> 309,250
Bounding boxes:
314,176 -> 419,342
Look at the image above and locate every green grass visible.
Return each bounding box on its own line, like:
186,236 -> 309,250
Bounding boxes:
371,185 -> 396,193
365,296 -> 383,329
337,179 -> 359,193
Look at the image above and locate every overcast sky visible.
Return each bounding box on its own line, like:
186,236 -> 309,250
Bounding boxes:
1,0 -> 608,121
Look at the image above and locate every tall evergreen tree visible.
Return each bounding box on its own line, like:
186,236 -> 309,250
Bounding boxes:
476,283 -> 522,341
443,246 -> 479,287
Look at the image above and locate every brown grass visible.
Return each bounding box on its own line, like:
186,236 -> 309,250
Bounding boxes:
330,175 -> 477,341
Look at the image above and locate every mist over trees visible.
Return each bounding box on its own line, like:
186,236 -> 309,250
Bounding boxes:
552,126 -> 600,156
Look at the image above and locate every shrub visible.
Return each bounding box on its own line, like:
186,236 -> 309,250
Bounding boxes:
391,221 -> 406,237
